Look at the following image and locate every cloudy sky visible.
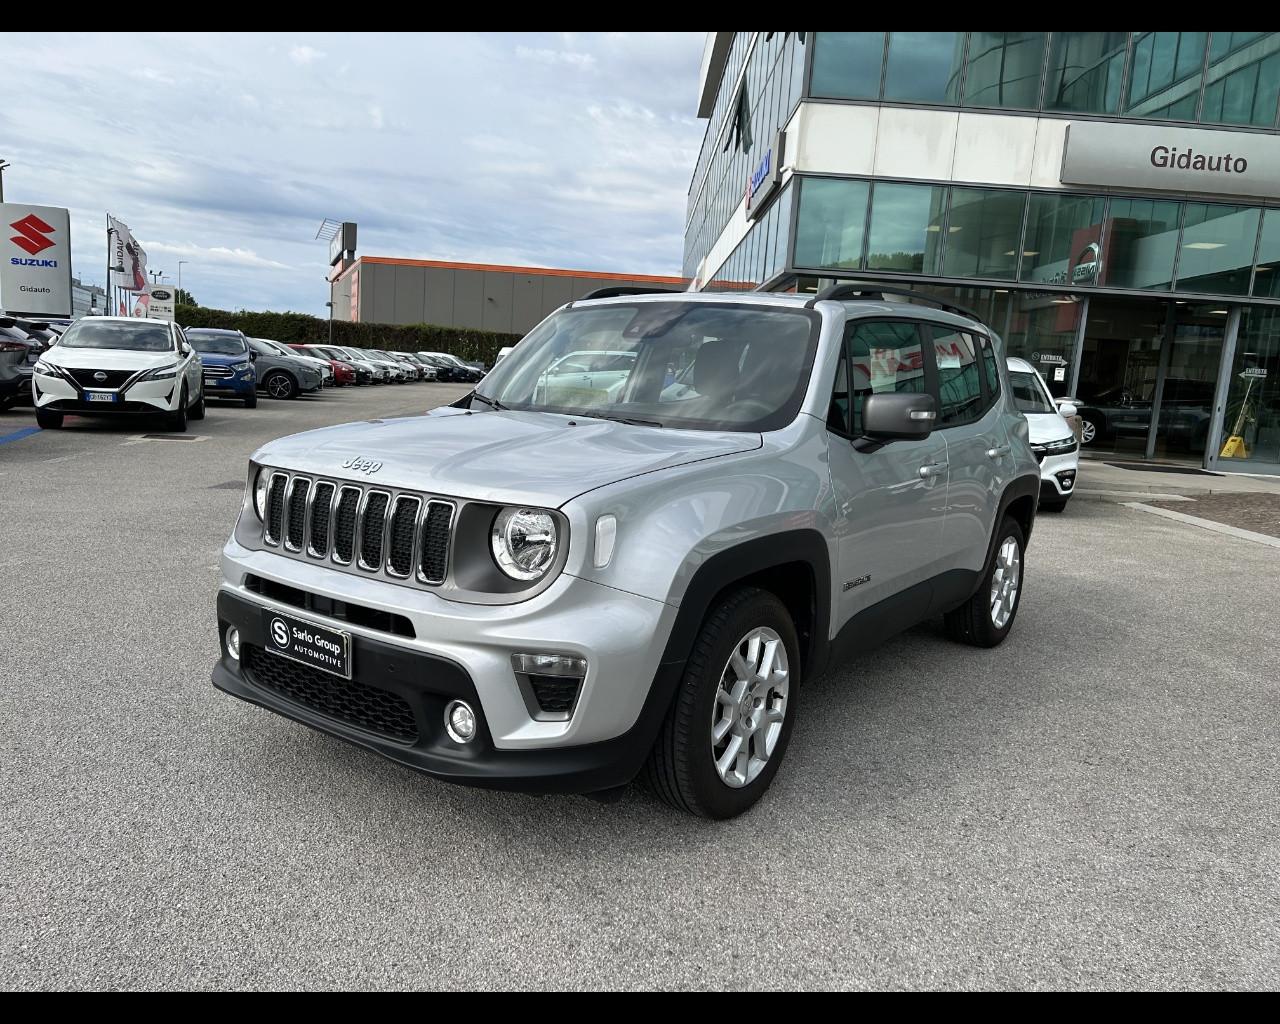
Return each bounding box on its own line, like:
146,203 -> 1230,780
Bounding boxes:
0,32 -> 706,316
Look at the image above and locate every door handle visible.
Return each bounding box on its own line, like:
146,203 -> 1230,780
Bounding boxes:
986,444 -> 1011,459
918,462 -> 947,479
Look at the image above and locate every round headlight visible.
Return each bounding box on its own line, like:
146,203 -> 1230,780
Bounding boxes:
491,507 -> 558,581
252,467 -> 269,521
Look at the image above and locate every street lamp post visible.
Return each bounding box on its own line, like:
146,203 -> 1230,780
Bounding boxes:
0,160 -> 10,202
178,261 -> 189,303
326,301 -> 334,345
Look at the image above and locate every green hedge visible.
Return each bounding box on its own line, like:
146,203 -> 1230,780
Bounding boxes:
176,304 -> 521,365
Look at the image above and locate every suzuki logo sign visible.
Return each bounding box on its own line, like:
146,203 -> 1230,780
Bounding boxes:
0,203 -> 72,317
10,213 -> 56,255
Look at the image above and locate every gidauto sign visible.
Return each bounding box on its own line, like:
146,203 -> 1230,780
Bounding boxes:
0,202 -> 73,317
1061,122 -> 1280,200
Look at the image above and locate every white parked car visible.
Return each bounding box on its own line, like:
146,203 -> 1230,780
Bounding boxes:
32,316 -> 205,432
1007,357 -> 1078,512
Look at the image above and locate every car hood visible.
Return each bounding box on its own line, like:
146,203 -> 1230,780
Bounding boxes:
1023,411 -> 1074,444
45,347 -> 177,370
254,407 -> 762,507
196,351 -> 249,366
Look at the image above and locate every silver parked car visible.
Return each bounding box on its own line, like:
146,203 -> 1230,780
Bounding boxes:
212,286 -> 1039,818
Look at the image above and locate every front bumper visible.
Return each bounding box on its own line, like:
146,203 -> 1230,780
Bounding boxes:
1038,450 -> 1079,498
212,539 -> 679,792
203,370 -> 256,397
33,370 -> 181,412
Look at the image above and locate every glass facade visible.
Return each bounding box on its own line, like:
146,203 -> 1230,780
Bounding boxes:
688,32 -> 1280,471
806,31 -> 1280,128
790,177 -> 1279,300
684,33 -> 807,282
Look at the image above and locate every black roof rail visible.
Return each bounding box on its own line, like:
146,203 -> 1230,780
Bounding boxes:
805,283 -> 983,325
578,285 -> 682,301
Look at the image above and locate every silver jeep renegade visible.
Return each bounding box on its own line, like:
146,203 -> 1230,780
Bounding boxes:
213,285 -> 1040,818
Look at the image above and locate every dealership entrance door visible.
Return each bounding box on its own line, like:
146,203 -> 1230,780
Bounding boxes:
1076,299 -> 1227,464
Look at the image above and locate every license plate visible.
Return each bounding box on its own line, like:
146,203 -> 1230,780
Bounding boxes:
84,391 -> 117,403
263,610 -> 351,679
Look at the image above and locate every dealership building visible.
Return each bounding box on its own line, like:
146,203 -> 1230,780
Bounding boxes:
331,256 -> 685,335
687,32 -> 1280,472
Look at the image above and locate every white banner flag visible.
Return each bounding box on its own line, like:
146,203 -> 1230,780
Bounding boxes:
108,215 -> 148,293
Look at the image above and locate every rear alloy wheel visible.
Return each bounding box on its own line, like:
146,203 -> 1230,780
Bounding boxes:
1079,417 -> 1100,446
263,371 -> 297,400
645,587 -> 799,819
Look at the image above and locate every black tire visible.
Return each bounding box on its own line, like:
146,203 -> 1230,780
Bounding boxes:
263,371 -> 297,400
1041,497 -> 1068,513
0,396 -> 15,412
189,388 -> 205,421
35,408 -> 63,429
644,586 -> 800,819
944,517 -> 1026,648
166,386 -> 189,433
244,391 -> 258,409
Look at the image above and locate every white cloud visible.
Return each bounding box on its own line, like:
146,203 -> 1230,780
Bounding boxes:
515,45 -> 596,70
145,241 -> 291,271
289,45 -> 326,64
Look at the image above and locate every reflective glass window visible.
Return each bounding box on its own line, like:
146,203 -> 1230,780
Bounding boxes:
1043,32 -> 1128,114
865,182 -> 946,275
810,32 -> 885,99
926,325 -> 985,426
943,187 -> 1027,280
1176,203 -> 1260,295
846,320 -> 927,436
1021,193 -> 1108,287
961,32 -> 1047,109
1124,32 -> 1208,120
1252,209 -> 1280,298
794,178 -> 869,271
1200,34 -> 1280,127
883,32 -> 965,103
1099,198 -> 1183,290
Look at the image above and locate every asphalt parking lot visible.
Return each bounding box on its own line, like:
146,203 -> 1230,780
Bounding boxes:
1,387 -> 1277,991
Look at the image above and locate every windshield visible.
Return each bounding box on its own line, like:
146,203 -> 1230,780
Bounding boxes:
187,330 -> 247,355
1010,370 -> 1056,414
257,339 -> 294,357
474,302 -> 820,432
58,319 -> 172,352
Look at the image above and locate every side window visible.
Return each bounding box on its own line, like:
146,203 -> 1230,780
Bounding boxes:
847,320 -> 928,436
926,325 -> 984,427
827,342 -> 851,434
976,333 -> 1001,401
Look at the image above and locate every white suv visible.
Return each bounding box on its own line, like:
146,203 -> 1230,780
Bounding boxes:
1006,357 -> 1078,512
33,316 -> 205,431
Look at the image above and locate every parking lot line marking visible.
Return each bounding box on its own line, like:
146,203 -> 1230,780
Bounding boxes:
0,427 -> 41,445
1122,501 -> 1280,550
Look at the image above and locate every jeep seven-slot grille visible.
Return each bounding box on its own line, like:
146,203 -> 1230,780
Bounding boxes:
388,497 -> 420,577
308,482 -> 334,556
359,492 -> 390,569
261,472 -> 455,588
286,479 -> 309,550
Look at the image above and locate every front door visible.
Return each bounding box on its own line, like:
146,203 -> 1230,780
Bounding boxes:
826,319 -> 949,632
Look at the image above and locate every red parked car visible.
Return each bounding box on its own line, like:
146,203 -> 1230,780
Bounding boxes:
288,344 -> 355,386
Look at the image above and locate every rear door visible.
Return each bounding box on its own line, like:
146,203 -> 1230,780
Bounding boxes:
826,318 -> 950,630
926,324 -> 1007,577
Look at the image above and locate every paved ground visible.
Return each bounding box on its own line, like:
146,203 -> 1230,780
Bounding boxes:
1146,493 -> 1280,539
1,389 -> 1277,990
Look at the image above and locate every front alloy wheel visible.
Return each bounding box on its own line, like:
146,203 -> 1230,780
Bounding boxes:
645,586 -> 800,818
1079,418 -> 1098,445
711,627 -> 789,789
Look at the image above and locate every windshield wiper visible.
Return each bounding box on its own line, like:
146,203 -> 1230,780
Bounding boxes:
572,411 -> 663,428
470,391 -> 507,411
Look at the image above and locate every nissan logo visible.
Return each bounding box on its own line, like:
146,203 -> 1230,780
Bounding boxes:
93,371 -> 107,382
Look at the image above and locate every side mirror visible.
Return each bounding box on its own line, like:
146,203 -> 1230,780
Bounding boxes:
862,392 -> 937,441
249,351 -> 258,362
1058,402 -> 1078,418
180,343 -> 191,356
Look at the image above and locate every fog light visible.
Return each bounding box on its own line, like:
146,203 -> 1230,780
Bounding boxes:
511,652 -> 587,677
225,626 -> 241,661
445,700 -> 477,743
